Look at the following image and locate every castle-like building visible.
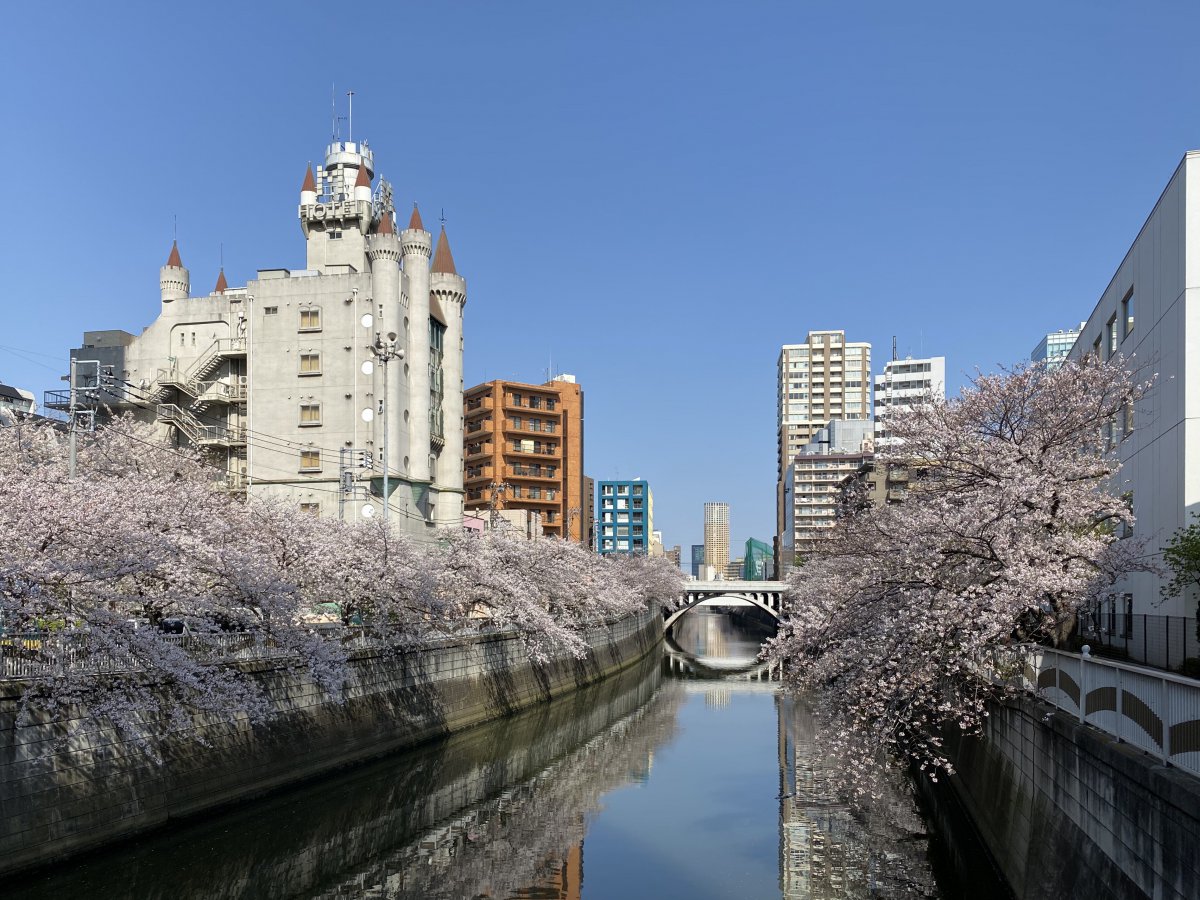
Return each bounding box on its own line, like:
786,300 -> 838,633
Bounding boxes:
65,138 -> 466,540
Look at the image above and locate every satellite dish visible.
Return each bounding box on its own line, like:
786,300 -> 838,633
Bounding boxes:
386,331 -> 397,342
361,314 -> 373,328
361,361 -> 373,375
361,505 -> 375,518
361,408 -> 373,422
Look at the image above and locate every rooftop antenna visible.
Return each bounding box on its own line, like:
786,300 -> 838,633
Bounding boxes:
892,335 -> 897,362
440,208 -> 446,228
173,214 -> 177,242
220,242 -> 224,268
346,90 -> 354,141
331,83 -> 337,142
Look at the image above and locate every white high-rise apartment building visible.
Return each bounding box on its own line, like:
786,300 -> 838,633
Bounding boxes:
873,356 -> 946,445
703,502 -> 730,577
776,331 -> 871,553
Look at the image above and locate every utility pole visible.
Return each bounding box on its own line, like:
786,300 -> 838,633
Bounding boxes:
488,480 -> 511,529
370,333 -> 403,522
68,357 -> 77,478
338,447 -> 373,520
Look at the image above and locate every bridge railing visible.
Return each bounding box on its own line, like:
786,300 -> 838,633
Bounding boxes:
1020,646 -> 1200,778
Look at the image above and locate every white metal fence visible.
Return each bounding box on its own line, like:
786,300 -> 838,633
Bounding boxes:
1023,646 -> 1200,779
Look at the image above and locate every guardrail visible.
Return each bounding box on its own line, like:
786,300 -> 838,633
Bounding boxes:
1077,612 -> 1200,674
1021,646 -> 1200,778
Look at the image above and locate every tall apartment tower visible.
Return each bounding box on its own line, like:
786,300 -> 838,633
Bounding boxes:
873,356 -> 946,445
775,331 -> 871,567
463,376 -> 586,541
703,502 -> 730,577
58,138 -> 466,541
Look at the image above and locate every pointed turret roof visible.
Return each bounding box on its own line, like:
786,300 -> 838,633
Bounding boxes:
214,269 -> 228,294
375,210 -> 394,235
408,203 -> 424,231
301,165 -> 316,193
432,226 -> 458,275
355,164 -> 371,188
166,240 -> 183,268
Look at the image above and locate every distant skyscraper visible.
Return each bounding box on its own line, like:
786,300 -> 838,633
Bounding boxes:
704,502 -> 730,576
873,356 -> 945,445
690,544 -> 705,578
1031,324 -> 1084,371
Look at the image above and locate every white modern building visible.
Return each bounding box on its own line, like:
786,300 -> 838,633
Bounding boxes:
776,331 -> 871,563
1032,324 -> 1085,371
1068,151 -> 1200,620
60,138 -> 467,541
782,419 -> 874,566
873,356 -> 945,445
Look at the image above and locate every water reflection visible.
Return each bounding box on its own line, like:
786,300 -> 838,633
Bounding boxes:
12,611 -> 994,899
10,652 -> 680,900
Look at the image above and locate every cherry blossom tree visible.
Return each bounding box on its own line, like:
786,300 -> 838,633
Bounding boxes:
0,415 -> 681,749
763,357 -> 1155,782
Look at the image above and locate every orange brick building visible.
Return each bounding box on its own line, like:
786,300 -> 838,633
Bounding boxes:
464,375 -> 587,541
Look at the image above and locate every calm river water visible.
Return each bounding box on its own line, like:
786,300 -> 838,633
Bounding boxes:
12,609 -> 1008,899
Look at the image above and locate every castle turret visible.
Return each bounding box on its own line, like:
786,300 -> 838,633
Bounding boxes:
354,162 -> 372,204
299,141 -> 374,272
160,241 -> 189,306
213,268 -> 228,294
402,205 -> 433,484
366,207 -> 405,486
431,225 -> 467,517
299,166 -> 317,236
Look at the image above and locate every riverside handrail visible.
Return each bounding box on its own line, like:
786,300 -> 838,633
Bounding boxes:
1020,646 -> 1200,778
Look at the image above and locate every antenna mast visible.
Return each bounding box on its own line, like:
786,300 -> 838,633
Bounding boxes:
892,335 -> 897,362
347,90 -> 354,141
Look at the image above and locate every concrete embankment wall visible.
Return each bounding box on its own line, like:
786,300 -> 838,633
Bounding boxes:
0,607 -> 662,876
930,695 -> 1200,900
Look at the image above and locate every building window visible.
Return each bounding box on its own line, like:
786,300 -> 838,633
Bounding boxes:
264,306 -> 278,316
300,503 -> 320,515
1106,315 -> 1118,359
300,403 -> 321,426
328,230 -> 342,240
299,450 -> 321,471
179,332 -> 185,346
299,353 -> 321,375
299,308 -> 321,331
511,392 -> 523,407
1122,289 -> 1135,340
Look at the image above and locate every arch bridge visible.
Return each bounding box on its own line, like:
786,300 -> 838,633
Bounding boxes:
664,580 -> 787,632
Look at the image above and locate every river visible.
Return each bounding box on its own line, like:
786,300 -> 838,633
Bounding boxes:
11,609 -> 1008,899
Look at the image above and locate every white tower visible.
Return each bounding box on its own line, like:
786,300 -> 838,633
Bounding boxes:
366,208 -> 407,483
298,141 -> 375,273
159,241 -> 189,307
431,225 -> 467,521
401,205 -> 433,484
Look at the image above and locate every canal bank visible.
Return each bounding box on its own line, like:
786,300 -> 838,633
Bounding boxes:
920,693 -> 1200,900
0,605 -> 663,877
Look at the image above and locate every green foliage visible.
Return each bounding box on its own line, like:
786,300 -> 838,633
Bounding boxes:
1160,513 -> 1200,602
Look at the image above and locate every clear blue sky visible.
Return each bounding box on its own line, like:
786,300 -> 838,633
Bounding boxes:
3,1 -> 1199,558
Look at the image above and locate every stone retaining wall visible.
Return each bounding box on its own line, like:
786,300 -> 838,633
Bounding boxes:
0,607 -> 662,875
936,694 -> 1200,899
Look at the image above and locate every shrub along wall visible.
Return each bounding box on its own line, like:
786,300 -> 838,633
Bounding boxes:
0,607 -> 662,876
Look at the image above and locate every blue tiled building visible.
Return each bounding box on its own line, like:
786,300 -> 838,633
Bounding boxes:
597,479 -> 653,555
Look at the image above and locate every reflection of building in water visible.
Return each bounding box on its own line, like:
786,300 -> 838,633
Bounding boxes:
705,687 -> 732,709
775,694 -> 939,899
311,673 -> 681,900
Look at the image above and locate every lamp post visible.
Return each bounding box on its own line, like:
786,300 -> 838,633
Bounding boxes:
370,332 -> 403,523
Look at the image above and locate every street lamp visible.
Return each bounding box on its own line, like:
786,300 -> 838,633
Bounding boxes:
370,332 -> 404,522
